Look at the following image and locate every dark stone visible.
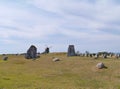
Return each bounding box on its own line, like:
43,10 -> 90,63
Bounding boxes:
25,45 -> 37,59
67,45 -> 76,56
3,56 -> 8,61
45,47 -> 49,54
41,47 -> 50,54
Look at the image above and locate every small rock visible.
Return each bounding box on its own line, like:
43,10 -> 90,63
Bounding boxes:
52,58 -> 60,62
3,56 -> 8,61
96,62 -> 106,69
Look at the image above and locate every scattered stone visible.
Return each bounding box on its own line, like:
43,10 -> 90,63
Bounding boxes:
103,54 -> 107,58
96,62 -> 107,69
3,56 -> 8,61
52,58 -> 60,62
25,45 -> 37,59
94,54 -> 99,59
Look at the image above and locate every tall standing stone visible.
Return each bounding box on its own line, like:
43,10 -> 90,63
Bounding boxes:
45,47 -> 49,54
67,45 -> 76,56
25,45 -> 37,59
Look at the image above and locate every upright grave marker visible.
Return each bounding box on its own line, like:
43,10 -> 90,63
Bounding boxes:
67,45 -> 76,56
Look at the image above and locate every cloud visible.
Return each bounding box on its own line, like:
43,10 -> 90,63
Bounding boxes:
0,2 -> 60,39
0,0 -> 120,53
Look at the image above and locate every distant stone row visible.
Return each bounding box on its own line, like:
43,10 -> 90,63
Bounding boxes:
67,45 -> 120,59
24,45 -> 120,60
25,45 -> 49,59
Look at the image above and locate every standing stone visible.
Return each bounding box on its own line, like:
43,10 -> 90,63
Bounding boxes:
45,47 -> 49,54
94,54 -> 99,59
25,45 -> 37,59
67,45 -> 76,56
103,54 -> 107,58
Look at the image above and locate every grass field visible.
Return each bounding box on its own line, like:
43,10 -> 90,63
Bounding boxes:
0,53 -> 120,89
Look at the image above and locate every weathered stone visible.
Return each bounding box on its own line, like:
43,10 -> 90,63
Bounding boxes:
67,45 -> 76,56
41,47 -> 50,54
103,54 -> 107,58
96,62 -> 105,69
25,45 -> 37,59
94,54 -> 99,59
45,47 -> 49,54
3,56 -> 8,61
52,58 -> 60,62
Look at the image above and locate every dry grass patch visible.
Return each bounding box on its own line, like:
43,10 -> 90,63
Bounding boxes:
0,53 -> 120,89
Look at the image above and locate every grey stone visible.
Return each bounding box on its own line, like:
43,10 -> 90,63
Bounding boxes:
3,56 -> 8,61
67,45 -> 76,56
94,54 -> 99,59
25,45 -> 37,59
44,47 -> 49,54
96,62 -> 106,69
103,54 -> 107,58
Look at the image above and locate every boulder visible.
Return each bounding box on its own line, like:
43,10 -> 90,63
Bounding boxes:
52,58 -> 60,62
96,62 -> 106,69
3,56 -> 8,61
25,45 -> 37,59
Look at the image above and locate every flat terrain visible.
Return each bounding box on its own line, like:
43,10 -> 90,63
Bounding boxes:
0,53 -> 120,89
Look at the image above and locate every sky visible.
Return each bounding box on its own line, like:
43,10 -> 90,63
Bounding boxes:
0,0 -> 120,54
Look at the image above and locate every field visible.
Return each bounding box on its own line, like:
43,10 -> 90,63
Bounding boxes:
0,53 -> 120,89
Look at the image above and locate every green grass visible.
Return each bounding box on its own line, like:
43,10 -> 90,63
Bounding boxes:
0,53 -> 120,89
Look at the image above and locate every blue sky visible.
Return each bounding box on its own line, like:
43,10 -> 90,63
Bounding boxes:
0,0 -> 120,54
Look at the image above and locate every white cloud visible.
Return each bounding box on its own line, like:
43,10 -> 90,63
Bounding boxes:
0,0 -> 120,53
1,0 -> 120,39
27,0 -> 65,13
0,2 -> 61,39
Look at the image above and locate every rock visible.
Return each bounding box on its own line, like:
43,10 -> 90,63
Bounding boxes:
103,54 -> 107,58
25,45 -> 37,59
3,56 -> 8,61
41,47 -> 50,54
94,54 -> 99,59
45,47 -> 49,54
67,45 -> 76,56
52,58 -> 60,62
96,62 -> 106,69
